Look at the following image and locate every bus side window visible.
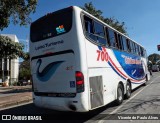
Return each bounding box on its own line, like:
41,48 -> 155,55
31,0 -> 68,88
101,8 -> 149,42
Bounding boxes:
114,32 -> 119,49
141,47 -> 145,57
138,46 -> 141,56
126,39 -> 131,52
140,47 -> 143,57
137,45 -> 140,56
122,37 -> 128,51
134,43 -> 137,54
84,16 -> 97,43
135,44 -> 139,55
132,42 -> 136,54
93,21 -> 106,46
84,16 -> 93,33
117,34 -> 124,50
94,21 -> 105,37
108,28 -> 116,48
144,49 -> 147,57
142,48 -> 146,57
105,27 -> 111,46
133,42 -> 137,54
130,41 -> 134,53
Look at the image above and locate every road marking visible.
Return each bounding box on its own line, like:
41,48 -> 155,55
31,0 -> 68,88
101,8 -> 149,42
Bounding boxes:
98,76 -> 160,123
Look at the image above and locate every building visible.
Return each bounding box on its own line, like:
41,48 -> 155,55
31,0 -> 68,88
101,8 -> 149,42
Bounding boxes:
0,34 -> 19,84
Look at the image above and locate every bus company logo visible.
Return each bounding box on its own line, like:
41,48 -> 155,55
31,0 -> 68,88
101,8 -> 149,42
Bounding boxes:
97,47 -> 109,62
36,59 -> 64,82
121,55 -> 142,65
35,40 -> 64,51
56,25 -> 66,34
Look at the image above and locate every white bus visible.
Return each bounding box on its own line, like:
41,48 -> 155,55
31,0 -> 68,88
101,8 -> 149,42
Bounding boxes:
30,6 -> 150,112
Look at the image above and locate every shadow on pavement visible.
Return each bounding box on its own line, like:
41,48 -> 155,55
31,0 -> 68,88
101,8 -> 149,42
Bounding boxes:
0,101 -> 117,123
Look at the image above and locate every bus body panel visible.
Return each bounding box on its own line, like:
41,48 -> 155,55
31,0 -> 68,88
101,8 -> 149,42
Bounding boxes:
33,93 -> 88,112
85,37 -> 148,109
30,6 -> 149,112
30,6 -> 90,112
30,31 -> 78,94
31,52 -> 76,93
85,40 -> 119,108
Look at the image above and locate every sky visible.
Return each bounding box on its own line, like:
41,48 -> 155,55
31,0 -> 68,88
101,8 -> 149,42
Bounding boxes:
1,0 -> 160,55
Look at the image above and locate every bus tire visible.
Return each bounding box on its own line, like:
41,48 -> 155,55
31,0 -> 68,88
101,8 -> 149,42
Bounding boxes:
125,82 -> 131,99
115,84 -> 124,105
143,75 -> 148,86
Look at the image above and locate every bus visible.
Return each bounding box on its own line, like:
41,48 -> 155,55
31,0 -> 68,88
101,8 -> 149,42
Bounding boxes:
30,6 -> 150,112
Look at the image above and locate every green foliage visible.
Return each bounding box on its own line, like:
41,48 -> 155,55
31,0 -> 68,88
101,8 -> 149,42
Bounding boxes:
0,35 -> 25,59
23,52 -> 30,61
19,60 -> 31,80
83,2 -> 103,20
0,0 -> 37,30
0,0 -> 37,59
148,53 -> 160,65
82,2 -> 127,34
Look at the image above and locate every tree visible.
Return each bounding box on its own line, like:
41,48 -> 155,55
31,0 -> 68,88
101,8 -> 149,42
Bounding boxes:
0,0 -> 37,83
0,0 -> 37,59
0,36 -> 26,82
23,52 -> 30,61
19,59 -> 31,81
148,53 -> 160,65
0,0 -> 37,30
82,2 -> 127,34
0,36 -> 25,59
19,52 -> 30,84
0,0 -> 37,58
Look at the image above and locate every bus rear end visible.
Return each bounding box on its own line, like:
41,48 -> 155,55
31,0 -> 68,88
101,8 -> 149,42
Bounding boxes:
30,7 -> 88,112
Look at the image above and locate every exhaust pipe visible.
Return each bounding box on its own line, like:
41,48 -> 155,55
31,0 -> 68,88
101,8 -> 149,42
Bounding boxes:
69,105 -> 77,111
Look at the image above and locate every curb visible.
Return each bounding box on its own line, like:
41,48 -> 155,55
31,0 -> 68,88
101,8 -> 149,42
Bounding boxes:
0,87 -> 13,90
0,87 -> 32,93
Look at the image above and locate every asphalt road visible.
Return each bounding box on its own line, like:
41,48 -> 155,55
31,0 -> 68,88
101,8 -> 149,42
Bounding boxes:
0,72 -> 160,123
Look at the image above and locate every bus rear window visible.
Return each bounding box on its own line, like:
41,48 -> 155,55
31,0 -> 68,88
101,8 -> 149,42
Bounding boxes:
30,7 -> 73,42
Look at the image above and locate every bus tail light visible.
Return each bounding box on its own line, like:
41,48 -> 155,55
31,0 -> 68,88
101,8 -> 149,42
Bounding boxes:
76,71 -> 84,93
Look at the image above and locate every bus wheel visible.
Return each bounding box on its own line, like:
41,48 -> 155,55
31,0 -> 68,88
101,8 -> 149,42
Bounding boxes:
115,84 -> 124,105
125,82 -> 131,99
143,75 -> 148,86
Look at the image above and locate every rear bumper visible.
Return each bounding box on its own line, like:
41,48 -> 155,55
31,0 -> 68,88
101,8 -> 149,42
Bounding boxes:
32,93 -> 89,112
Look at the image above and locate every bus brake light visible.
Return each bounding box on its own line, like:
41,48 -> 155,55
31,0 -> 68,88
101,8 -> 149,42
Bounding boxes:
76,80 -> 83,85
76,71 -> 84,93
